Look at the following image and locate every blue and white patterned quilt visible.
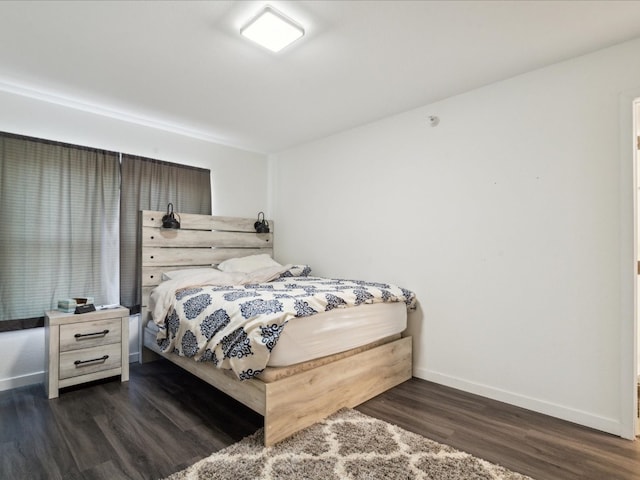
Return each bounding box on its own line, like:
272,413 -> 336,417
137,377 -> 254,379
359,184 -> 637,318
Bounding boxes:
153,265 -> 416,380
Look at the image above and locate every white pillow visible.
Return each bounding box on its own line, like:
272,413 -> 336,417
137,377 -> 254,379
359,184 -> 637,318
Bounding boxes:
162,268 -> 216,281
217,254 -> 281,273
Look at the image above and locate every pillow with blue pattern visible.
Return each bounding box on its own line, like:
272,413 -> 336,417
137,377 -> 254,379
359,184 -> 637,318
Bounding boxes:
279,265 -> 312,278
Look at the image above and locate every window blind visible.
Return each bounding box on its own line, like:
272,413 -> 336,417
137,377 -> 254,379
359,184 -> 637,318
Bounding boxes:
0,133 -> 120,322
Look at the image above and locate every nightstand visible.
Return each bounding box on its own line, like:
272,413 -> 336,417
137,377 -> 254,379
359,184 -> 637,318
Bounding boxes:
45,306 -> 129,399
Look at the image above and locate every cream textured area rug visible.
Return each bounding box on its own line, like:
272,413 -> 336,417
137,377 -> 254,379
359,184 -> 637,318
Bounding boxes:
164,409 -> 532,480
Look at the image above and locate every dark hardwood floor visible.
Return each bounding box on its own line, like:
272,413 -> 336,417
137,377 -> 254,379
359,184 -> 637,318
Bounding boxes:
1,360 -> 638,480
359,379 -> 640,480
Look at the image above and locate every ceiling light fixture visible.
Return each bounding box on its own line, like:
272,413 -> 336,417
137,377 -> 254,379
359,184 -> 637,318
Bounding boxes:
240,6 -> 304,53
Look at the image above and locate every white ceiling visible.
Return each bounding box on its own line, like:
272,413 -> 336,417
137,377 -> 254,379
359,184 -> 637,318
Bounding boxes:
2,1 -> 640,154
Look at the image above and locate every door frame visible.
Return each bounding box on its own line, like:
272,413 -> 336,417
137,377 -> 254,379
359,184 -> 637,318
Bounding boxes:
621,92 -> 639,439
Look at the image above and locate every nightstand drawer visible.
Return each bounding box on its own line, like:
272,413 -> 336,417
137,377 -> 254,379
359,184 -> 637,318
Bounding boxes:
59,318 -> 121,352
59,343 -> 122,380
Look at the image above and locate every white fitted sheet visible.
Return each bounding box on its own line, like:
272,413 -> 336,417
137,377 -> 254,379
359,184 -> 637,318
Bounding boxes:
145,301 -> 407,368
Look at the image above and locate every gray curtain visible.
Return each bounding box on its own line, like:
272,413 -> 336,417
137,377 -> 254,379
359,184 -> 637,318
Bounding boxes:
119,155 -> 211,311
0,133 -> 120,322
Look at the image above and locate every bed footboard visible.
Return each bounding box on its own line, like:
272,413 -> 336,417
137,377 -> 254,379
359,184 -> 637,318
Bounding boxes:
144,330 -> 412,446
263,336 -> 412,446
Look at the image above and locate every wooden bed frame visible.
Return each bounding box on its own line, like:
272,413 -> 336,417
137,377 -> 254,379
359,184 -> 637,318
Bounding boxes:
139,210 -> 412,446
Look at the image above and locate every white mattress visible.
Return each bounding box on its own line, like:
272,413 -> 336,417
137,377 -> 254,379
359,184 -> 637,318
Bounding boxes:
145,301 -> 407,367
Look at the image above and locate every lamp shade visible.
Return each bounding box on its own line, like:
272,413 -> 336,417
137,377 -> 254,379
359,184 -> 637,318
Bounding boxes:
254,211 -> 269,233
162,203 -> 180,229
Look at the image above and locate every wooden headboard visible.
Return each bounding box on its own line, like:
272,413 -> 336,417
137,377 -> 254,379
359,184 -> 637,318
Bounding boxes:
139,210 -> 273,360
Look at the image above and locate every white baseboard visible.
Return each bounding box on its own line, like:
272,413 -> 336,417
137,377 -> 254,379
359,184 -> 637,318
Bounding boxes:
0,371 -> 44,392
413,367 -> 622,437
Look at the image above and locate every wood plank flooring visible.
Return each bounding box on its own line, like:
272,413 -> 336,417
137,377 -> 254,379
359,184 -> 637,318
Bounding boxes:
358,378 -> 640,480
0,359 -> 638,480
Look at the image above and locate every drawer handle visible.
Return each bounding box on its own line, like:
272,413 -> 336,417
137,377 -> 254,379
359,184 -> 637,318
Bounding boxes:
74,329 -> 109,339
74,355 -> 109,366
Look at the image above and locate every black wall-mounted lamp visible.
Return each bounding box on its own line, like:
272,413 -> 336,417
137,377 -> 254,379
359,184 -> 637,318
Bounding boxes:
254,211 -> 270,233
162,203 -> 181,229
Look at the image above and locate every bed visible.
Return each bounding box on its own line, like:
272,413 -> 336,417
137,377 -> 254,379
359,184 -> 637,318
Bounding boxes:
139,210 -> 413,446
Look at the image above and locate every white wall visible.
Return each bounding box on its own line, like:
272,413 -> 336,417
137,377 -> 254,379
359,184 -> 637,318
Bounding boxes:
271,38 -> 640,437
0,90 -> 269,391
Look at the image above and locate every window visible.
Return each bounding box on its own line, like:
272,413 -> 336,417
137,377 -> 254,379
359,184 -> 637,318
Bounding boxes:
0,133 -> 212,328
0,133 -> 120,325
